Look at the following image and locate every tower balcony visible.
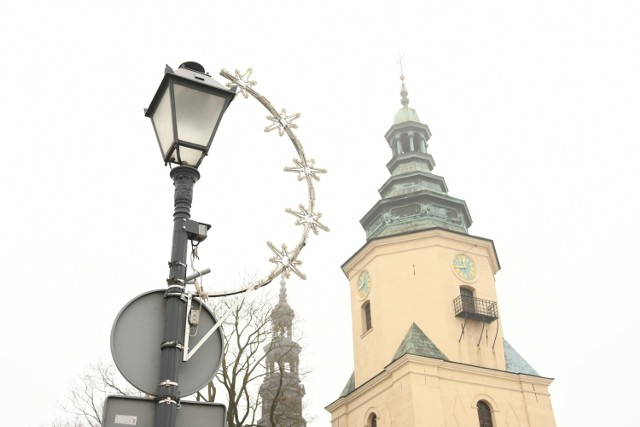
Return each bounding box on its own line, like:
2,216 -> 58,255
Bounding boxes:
453,295 -> 499,323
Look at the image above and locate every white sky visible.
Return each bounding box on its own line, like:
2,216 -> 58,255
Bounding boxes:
1,1 -> 639,426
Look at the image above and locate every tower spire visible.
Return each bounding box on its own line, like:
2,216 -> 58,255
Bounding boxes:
397,54 -> 410,109
392,57 -> 420,124
359,67 -> 473,240
279,275 -> 288,303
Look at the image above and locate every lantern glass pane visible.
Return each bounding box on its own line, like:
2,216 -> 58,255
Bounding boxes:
174,83 -> 226,148
176,146 -> 204,167
150,86 -> 175,158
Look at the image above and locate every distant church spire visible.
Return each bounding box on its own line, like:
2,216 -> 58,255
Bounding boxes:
359,69 -> 473,240
258,276 -> 306,427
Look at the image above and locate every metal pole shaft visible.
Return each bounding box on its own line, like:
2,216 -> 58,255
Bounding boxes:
156,165 -> 200,427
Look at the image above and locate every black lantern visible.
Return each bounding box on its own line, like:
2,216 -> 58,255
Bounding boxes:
145,62 -> 237,168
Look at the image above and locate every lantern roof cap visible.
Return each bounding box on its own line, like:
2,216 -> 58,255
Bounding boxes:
144,62 -> 236,118
169,63 -> 232,92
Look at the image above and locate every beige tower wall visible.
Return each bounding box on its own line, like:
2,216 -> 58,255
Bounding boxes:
326,356 -> 556,427
329,227 -> 556,426
342,228 -> 503,387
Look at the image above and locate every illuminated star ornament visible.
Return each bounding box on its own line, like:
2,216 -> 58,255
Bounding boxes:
267,242 -> 306,280
284,158 -> 327,181
265,108 -> 301,136
286,205 -> 329,235
224,68 -> 257,99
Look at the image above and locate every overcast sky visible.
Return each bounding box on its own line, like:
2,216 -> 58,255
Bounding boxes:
1,1 -> 639,426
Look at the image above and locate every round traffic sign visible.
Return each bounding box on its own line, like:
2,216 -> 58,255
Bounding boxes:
111,289 -> 223,396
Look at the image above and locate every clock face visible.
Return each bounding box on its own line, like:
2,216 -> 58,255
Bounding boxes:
452,254 -> 477,281
357,271 -> 371,299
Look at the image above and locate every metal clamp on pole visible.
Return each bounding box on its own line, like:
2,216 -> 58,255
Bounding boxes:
160,341 -> 184,351
159,380 -> 179,388
168,261 -> 187,268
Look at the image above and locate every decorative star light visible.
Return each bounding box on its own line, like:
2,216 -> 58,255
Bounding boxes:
265,108 -> 301,136
284,158 -> 327,181
267,241 -> 306,280
225,68 -> 257,99
286,205 -> 329,235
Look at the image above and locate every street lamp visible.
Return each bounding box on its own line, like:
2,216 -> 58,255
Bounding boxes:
145,61 -> 237,167
145,62 -> 236,427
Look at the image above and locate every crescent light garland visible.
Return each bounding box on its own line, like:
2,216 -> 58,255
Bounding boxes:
212,68 -> 329,294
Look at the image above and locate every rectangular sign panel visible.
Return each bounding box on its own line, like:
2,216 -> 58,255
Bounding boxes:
103,396 -> 226,427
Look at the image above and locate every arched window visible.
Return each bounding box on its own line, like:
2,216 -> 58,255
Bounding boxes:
477,400 -> 493,427
361,301 -> 372,333
367,413 -> 378,427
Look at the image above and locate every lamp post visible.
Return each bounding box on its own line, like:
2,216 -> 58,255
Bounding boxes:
144,62 -> 236,427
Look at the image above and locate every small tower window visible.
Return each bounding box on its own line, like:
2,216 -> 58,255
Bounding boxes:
460,286 -> 475,313
400,133 -> 411,153
477,400 -> 493,427
362,301 -> 372,333
367,413 -> 378,427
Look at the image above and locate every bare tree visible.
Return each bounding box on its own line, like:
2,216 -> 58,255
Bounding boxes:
53,361 -> 141,427
198,294 -> 274,427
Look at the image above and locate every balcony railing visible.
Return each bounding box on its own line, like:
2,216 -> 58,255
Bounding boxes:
453,295 -> 499,323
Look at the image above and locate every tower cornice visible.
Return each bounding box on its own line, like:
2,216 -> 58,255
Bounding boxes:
360,189 -> 472,239
342,227 -> 500,280
385,152 -> 436,176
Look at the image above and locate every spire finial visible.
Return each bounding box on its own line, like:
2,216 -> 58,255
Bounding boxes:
279,275 -> 287,303
397,54 -> 409,108
398,53 -> 405,78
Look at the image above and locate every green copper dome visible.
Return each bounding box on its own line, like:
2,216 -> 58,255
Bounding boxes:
394,107 -> 421,124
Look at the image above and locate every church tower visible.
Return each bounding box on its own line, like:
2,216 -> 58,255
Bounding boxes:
259,277 -> 306,427
326,75 -> 556,426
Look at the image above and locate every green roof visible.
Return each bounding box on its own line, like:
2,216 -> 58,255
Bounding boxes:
339,372 -> 355,397
503,339 -> 539,376
392,322 -> 448,362
337,332 -> 541,400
